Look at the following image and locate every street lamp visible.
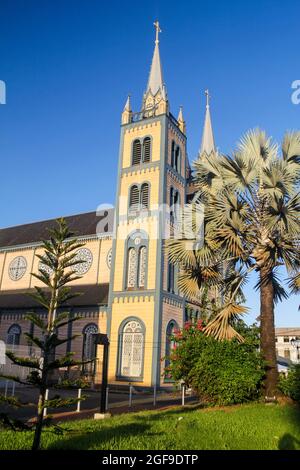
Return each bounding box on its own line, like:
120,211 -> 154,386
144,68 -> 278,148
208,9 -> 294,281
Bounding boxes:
290,338 -> 300,364
93,333 -> 110,418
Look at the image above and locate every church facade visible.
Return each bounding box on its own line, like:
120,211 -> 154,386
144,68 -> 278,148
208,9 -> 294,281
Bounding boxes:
0,24 -> 215,388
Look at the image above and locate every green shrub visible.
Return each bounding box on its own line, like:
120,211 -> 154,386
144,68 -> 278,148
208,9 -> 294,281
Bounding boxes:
166,321 -> 264,406
278,365 -> 300,403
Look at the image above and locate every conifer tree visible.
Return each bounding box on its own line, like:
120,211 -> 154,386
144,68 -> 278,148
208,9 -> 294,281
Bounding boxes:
0,218 -> 91,450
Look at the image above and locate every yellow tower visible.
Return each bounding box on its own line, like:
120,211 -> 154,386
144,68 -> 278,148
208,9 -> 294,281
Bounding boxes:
107,22 -> 187,388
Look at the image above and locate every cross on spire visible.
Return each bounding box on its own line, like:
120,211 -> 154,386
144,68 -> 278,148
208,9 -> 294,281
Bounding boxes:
154,20 -> 162,44
205,89 -> 210,108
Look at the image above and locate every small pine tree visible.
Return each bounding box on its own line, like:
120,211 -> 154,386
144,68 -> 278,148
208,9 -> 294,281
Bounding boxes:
0,218 -> 92,450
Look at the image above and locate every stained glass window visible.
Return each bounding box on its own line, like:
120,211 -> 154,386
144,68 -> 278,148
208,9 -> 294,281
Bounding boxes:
7,324 -> 21,346
8,257 -> 27,281
73,248 -> 93,275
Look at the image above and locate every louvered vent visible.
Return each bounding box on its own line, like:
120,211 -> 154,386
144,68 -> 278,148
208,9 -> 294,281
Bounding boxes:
132,140 -> 142,165
143,137 -> 151,162
129,185 -> 140,211
140,183 -> 149,210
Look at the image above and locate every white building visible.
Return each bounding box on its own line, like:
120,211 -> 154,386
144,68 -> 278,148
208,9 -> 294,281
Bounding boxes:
275,328 -> 300,365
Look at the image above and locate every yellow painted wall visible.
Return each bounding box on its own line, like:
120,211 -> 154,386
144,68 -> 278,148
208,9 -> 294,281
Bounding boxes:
0,237 -> 113,292
108,296 -> 155,386
122,121 -> 162,168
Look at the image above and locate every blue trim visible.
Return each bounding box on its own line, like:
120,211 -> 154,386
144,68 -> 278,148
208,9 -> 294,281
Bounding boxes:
151,114 -> 168,387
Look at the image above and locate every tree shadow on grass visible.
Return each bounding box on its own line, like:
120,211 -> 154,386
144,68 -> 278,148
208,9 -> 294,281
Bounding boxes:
48,422 -> 155,450
278,405 -> 300,450
278,433 -> 300,450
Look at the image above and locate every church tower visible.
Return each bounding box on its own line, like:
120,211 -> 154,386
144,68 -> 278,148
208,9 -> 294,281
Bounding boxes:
107,22 -> 187,387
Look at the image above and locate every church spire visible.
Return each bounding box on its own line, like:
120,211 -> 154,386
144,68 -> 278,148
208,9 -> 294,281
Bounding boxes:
121,94 -> 132,124
146,21 -> 164,96
200,90 -> 216,155
177,106 -> 186,134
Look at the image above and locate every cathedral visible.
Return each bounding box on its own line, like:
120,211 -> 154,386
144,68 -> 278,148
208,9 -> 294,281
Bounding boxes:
0,23 -> 216,388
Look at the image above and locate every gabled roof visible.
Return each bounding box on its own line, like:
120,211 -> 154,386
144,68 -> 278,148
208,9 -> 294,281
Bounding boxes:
0,209 -> 115,249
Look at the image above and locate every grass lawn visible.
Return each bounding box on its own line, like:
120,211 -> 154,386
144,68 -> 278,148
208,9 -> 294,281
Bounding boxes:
0,403 -> 300,450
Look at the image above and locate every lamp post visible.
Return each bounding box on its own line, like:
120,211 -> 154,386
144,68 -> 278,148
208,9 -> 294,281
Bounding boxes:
93,333 -> 110,419
291,338 -> 300,364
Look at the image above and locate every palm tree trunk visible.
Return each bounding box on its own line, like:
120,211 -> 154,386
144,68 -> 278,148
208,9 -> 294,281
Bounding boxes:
260,267 -> 278,398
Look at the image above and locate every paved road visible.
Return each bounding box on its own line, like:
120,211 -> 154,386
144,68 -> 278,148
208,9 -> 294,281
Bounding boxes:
0,386 -> 198,422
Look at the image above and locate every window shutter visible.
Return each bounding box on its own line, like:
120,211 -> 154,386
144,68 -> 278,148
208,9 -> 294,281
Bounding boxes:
132,140 -> 142,165
143,137 -> 151,162
140,183 -> 149,210
129,185 -> 140,211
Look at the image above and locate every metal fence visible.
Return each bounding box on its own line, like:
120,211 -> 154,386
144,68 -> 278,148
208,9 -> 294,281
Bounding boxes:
0,344 -> 41,389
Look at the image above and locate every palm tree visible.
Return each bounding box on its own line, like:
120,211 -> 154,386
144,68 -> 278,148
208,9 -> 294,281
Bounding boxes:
167,129 -> 300,397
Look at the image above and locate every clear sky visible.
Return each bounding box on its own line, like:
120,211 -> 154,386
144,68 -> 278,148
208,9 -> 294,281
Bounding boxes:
0,0 -> 300,326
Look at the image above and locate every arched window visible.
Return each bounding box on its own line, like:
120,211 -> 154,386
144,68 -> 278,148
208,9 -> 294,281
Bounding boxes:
167,261 -> 175,293
143,137 -> 151,162
125,232 -> 148,290
6,324 -> 21,346
138,246 -> 147,288
171,141 -> 175,167
119,319 -> 145,378
174,190 -> 180,220
175,146 -> 181,173
140,183 -> 149,210
82,323 -> 98,361
170,188 -> 180,222
165,320 -> 179,381
127,247 -> 138,288
132,139 -> 142,165
129,183 -> 150,214
129,185 -> 140,212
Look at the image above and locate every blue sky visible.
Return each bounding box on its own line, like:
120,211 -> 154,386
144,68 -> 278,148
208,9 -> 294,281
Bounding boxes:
0,0 -> 300,326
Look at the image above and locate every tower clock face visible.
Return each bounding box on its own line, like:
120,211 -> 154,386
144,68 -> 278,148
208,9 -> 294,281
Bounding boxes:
9,256 -> 27,281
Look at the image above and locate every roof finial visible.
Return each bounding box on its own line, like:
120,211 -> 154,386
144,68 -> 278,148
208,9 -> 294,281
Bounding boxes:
154,20 -> 162,44
205,89 -> 210,108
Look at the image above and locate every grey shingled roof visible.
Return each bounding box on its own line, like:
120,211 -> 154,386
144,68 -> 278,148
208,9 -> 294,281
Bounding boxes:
0,209 -> 115,249
0,283 -> 109,309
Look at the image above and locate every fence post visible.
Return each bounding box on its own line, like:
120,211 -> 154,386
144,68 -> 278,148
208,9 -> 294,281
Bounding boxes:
153,385 -> 157,407
11,381 -> 15,397
105,386 -> 109,411
43,389 -> 49,417
182,384 -> 185,406
129,384 -> 133,407
76,388 -> 82,412
4,380 -> 8,398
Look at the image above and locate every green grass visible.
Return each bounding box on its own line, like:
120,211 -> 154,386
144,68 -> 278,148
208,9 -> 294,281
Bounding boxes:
1,403 -> 300,450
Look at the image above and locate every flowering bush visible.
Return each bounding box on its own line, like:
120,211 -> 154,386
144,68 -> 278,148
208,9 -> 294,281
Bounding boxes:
165,321 -> 264,406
